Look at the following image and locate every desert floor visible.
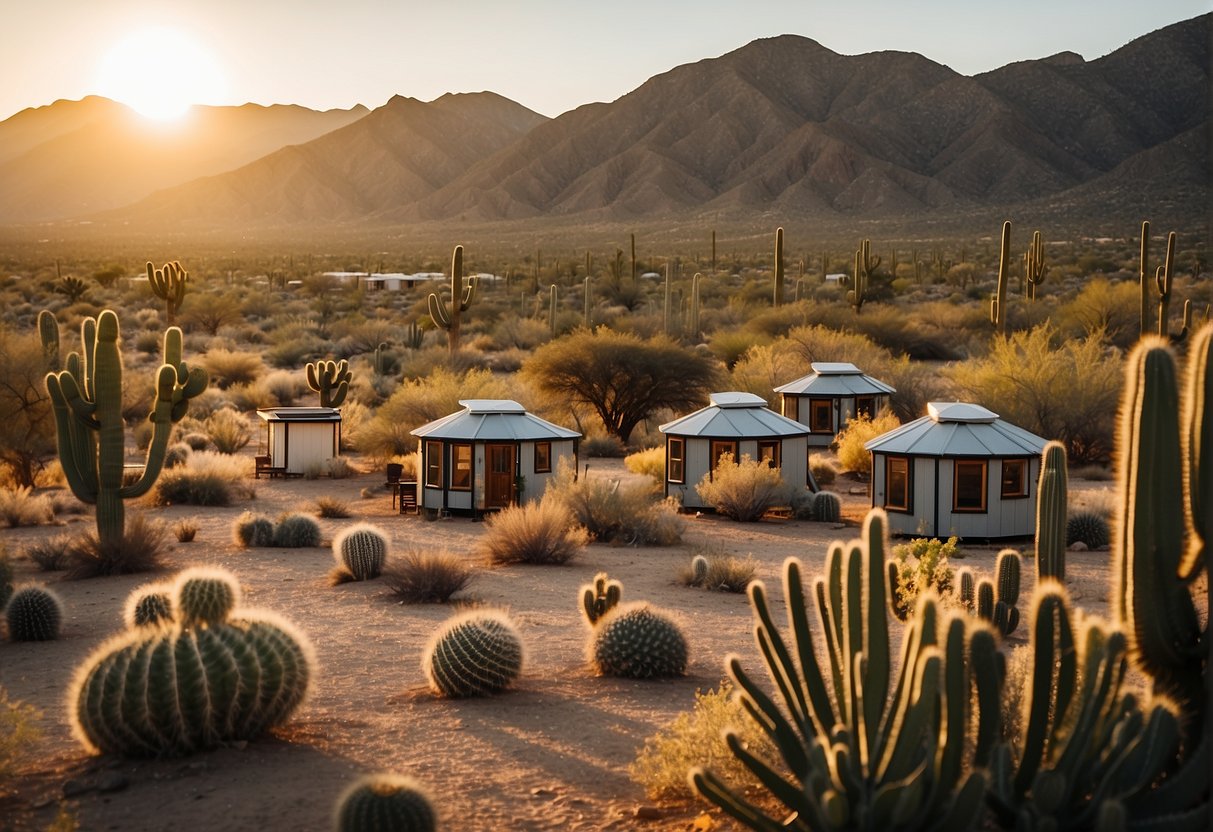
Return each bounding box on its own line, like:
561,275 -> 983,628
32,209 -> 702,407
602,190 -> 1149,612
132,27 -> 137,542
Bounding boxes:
0,457 -> 1121,832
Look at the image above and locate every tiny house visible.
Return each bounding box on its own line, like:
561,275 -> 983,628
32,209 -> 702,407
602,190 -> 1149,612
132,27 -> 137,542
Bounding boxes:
411,400 -> 580,515
864,402 -> 1047,539
256,407 -> 342,476
775,362 -> 895,447
659,392 -> 813,511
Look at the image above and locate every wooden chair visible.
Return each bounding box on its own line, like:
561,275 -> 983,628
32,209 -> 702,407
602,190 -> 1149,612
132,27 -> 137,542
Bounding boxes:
255,455 -> 273,479
397,481 -> 418,514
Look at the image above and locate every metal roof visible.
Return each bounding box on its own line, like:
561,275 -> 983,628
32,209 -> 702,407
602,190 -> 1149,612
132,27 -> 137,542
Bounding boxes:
775,363 -> 895,397
660,392 -> 809,438
864,402 -> 1046,457
411,400 -> 580,441
257,407 -> 341,422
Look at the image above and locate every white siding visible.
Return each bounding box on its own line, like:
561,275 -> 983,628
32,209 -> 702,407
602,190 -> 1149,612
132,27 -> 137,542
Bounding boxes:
783,437 -> 808,491
271,421 -> 338,475
674,436 -> 806,510
679,439 -> 714,509
524,440 -> 575,505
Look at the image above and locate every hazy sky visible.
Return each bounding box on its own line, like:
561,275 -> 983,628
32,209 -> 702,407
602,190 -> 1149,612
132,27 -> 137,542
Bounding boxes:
2,0 -> 1209,121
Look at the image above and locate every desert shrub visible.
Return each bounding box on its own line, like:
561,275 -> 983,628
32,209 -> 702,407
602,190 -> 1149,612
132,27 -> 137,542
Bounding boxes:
630,683 -> 773,799
479,496 -> 588,565
695,454 -> 793,522
27,535 -> 72,571
66,514 -> 167,579
328,457 -> 355,479
835,411 -> 901,474
201,349 -> 264,389
173,519 -> 198,543
225,381 -> 276,412
233,512 -> 275,548
730,343 -> 803,408
809,454 -> 837,486
204,408 -> 252,454
679,551 -> 757,593
1070,464 -> 1113,481
548,463 -> 684,545
164,442 -> 191,469
263,369 -> 307,406
382,550 -> 474,603
182,432 -> 211,451
1066,510 -> 1111,549
582,435 -> 627,457
0,687 -> 41,781
273,513 -> 323,548
152,451 -> 253,506
0,486 -> 54,527
888,536 -> 957,618
623,446 -> 665,481
314,496 -> 352,518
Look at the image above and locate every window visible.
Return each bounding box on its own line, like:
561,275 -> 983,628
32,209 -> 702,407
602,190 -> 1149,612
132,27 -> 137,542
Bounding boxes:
710,441 -> 738,471
810,399 -> 833,434
758,440 -> 780,469
855,396 -> 876,420
885,456 -> 911,511
783,396 -> 799,422
425,440 -> 443,488
667,437 -> 685,483
1001,459 -> 1028,498
954,460 -> 988,512
450,443 -> 472,490
534,442 -> 552,474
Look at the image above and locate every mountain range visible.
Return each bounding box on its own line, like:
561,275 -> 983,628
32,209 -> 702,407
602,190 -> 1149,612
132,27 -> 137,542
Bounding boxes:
1,13 -> 1208,232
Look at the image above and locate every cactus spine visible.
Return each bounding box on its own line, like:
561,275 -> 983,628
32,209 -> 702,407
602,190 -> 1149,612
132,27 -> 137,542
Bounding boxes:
423,610 -> 524,697
147,260 -> 187,325
990,220 -> 1011,333
335,773 -> 436,832
5,585 -> 64,641
1025,229 -> 1046,300
1035,441 -> 1067,581
773,227 -> 784,307
44,311 -> 208,551
333,523 -> 388,582
305,358 -> 351,408
427,245 -> 477,354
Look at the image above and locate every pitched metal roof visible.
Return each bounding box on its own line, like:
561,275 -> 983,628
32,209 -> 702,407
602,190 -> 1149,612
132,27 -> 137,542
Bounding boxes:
257,407 -> 341,422
411,400 -> 581,441
864,401 -> 1046,457
775,362 -> 896,397
660,392 -> 809,438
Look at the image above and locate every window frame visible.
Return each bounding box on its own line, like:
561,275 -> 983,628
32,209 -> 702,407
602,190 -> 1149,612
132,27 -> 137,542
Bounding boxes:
1000,459 -> 1029,499
953,459 -> 988,513
710,440 -> 739,472
855,395 -> 877,420
757,440 -> 781,469
533,441 -> 552,474
450,442 -> 472,491
424,440 -> 443,489
783,396 -> 799,423
809,399 -> 834,434
884,455 -> 912,512
667,437 -> 685,484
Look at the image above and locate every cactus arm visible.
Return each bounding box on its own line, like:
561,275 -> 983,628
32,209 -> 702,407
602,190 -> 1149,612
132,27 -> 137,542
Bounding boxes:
990,220 -> 1011,333
748,581 -> 817,754
1155,232 -> 1176,338
46,374 -> 99,503
784,559 -> 838,736
38,309 -> 59,371
52,371 -> 100,427
970,626 -> 1003,767
726,654 -> 811,778
1181,324 -> 1211,579
428,292 -> 451,329
1015,588 -> 1068,798
688,767 -> 788,832
773,227 -> 784,308
936,616 -> 968,789
1140,221 -> 1152,339
459,273 -> 477,310
721,730 -> 819,819
861,512 -> 891,765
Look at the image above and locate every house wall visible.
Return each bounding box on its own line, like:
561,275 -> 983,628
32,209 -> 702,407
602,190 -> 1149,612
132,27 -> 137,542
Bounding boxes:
419,439 -> 577,512
790,393 -> 892,448
269,421 -> 338,475
671,435 -> 808,510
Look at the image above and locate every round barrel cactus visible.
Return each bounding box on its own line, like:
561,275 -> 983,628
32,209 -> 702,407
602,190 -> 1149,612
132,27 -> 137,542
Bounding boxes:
69,567 -> 313,757
335,773 -> 436,832
333,524 -> 388,582
174,567 -> 240,626
423,610 -> 524,698
273,513 -> 322,548
5,585 -> 64,641
233,512 -> 275,548
1066,511 -> 1110,549
590,602 -> 687,678
123,582 -> 174,628
811,491 -> 842,523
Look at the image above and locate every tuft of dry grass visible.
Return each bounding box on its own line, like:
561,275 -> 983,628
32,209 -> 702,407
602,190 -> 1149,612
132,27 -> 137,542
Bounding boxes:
173,519 -> 198,543
0,486 -> 54,527
313,496 -> 352,519
478,497 -> 588,566
26,535 -> 72,571
204,409 -> 252,454
678,551 -> 758,593
695,454 -> 793,522
623,447 -> 665,481
151,451 -> 254,506
381,550 -> 474,602
201,349 -> 265,389
66,514 -> 168,579
548,463 -> 684,546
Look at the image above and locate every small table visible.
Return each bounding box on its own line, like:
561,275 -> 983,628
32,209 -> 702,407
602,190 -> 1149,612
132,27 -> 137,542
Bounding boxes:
392,480 -> 418,513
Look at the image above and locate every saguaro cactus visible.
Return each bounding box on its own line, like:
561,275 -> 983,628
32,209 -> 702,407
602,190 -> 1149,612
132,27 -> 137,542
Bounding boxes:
427,245 -> 477,354
1024,229 -> 1046,300
1036,441 -> 1067,581
849,239 -> 879,314
548,284 -> 559,337
583,275 -> 592,329
688,272 -> 702,340
305,359 -> 350,408
147,260 -> 188,325
1154,230 -> 1178,339
44,311 -> 207,551
772,227 -> 784,307
990,220 -> 1011,333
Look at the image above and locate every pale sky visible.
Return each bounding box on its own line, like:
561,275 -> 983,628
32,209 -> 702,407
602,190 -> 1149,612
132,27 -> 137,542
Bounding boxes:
1,0 -> 1209,121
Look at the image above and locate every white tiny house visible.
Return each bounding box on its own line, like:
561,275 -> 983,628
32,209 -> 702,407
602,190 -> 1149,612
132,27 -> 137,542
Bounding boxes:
776,362 -> 895,447
256,407 -> 342,476
865,402 -> 1047,539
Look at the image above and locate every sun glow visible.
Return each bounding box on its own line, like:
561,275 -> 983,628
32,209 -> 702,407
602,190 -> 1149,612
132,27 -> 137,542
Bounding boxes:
95,26 -> 227,120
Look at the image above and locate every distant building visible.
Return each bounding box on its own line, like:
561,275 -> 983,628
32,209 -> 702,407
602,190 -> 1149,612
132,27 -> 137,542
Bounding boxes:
256,407 -> 342,476
776,362 -> 895,447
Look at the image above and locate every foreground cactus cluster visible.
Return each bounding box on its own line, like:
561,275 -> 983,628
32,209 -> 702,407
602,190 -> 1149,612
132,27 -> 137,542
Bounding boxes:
580,572 -> 687,678
69,567 -> 314,757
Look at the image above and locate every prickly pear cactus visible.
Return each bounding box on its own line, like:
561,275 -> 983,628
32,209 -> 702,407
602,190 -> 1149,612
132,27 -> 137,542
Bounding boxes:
5,585 -> 64,641
422,610 -> 524,698
333,524 -> 388,582
589,602 -> 688,679
123,582 -> 173,628
335,773 -> 436,832
581,572 -> 622,625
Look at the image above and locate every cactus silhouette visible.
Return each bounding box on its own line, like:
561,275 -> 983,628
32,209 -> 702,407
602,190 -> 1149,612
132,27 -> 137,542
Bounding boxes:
147,260 -> 188,325
772,227 -> 784,307
1035,441 -> 1067,581
427,245 -> 477,354
581,572 -> 623,625
306,359 -> 351,408
990,220 -> 1012,333
123,583 -> 174,628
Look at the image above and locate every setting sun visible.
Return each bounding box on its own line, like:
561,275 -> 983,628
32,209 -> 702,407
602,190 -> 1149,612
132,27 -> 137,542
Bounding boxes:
95,25 -> 226,120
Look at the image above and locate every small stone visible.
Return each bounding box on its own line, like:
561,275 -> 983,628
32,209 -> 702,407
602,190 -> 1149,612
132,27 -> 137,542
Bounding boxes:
530,788 -> 558,800
635,806 -> 664,820
1069,541 -> 1088,551
96,773 -> 129,793
692,814 -> 715,831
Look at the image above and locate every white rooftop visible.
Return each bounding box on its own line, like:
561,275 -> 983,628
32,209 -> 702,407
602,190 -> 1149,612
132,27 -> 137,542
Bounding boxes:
661,392 -> 809,439
811,362 -> 861,375
865,402 -> 1045,457
412,400 -> 580,442
775,363 -> 895,397
929,402 -> 998,423
709,392 -> 768,408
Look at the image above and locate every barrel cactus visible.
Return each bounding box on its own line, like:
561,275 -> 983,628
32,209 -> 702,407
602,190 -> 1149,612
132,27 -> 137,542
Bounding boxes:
335,773 -> 436,832
332,524 -> 388,583
68,566 -> 314,757
810,490 -> 842,522
273,513 -> 322,548
233,512 -> 275,548
589,602 -> 688,679
5,585 -> 64,641
690,555 -> 708,586
422,609 -> 524,698
1066,511 -> 1110,549
123,582 -> 173,628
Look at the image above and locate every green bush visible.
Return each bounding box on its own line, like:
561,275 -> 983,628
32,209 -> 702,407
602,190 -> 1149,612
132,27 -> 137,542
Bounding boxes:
695,453 -> 793,522
888,536 -> 958,619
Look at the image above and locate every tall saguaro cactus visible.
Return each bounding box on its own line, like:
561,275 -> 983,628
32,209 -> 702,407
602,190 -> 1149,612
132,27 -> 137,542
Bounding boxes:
305,359 -> 351,408
849,239 -> 879,314
44,310 -> 208,551
772,227 -> 784,307
427,245 -> 477,354
147,260 -> 188,325
689,272 -> 702,340
1035,441 -> 1067,581
989,220 -> 1011,333
1024,229 -> 1046,300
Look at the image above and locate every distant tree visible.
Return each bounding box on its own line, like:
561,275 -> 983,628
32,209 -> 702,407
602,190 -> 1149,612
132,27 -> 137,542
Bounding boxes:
522,329 -> 719,444
0,327 -> 55,487
181,293 -> 242,336
92,264 -> 124,288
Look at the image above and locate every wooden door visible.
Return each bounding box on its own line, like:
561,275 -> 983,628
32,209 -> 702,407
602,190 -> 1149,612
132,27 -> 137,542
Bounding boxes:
486,444 -> 516,508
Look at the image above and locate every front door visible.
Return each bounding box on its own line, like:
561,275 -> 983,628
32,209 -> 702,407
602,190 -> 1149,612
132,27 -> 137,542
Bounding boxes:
486,444 -> 516,508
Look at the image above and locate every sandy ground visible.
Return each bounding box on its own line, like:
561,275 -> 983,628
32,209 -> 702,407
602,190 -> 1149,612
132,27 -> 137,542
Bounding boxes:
0,458 -> 1123,832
